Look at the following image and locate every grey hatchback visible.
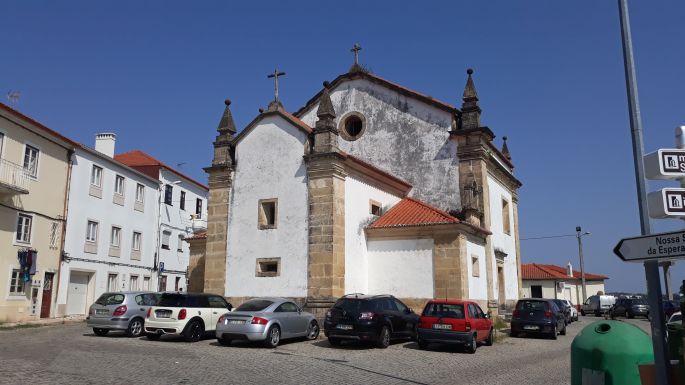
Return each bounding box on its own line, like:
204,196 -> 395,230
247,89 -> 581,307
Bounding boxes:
87,292 -> 159,337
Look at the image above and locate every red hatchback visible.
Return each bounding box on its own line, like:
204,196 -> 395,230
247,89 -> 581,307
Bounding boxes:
417,300 -> 493,353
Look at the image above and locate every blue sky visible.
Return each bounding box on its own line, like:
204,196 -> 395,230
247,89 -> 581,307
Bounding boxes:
2,1 -> 684,293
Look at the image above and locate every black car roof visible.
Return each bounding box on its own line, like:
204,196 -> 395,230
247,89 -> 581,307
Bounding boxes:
340,294 -> 393,300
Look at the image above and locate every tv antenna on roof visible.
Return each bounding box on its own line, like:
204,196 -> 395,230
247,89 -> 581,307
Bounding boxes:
176,162 -> 186,169
7,90 -> 20,104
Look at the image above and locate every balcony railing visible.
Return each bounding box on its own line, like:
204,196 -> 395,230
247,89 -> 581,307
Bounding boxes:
0,158 -> 30,194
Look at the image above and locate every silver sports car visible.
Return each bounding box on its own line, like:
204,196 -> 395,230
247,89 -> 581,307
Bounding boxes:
215,297 -> 319,348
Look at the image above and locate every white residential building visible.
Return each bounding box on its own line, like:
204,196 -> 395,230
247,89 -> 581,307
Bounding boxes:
57,134 -> 159,316
115,150 -> 208,292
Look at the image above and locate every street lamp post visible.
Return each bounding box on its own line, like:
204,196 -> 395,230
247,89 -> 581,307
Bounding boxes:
575,226 -> 590,303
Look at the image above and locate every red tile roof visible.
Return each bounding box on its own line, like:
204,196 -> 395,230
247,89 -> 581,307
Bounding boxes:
185,231 -> 207,240
114,150 -> 208,190
368,197 -> 459,229
522,263 -> 608,281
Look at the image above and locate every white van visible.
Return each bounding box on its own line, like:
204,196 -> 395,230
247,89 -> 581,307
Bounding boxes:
581,295 -> 616,316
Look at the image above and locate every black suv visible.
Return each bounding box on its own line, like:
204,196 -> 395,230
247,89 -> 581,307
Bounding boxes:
609,297 -> 649,319
323,294 -> 419,348
510,299 -> 567,339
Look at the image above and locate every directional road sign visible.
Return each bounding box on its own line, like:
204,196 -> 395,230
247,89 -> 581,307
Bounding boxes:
648,188 -> 685,218
614,230 -> 685,262
644,149 -> 685,180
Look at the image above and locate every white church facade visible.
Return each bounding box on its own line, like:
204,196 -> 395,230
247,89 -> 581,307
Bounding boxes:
195,63 -> 522,315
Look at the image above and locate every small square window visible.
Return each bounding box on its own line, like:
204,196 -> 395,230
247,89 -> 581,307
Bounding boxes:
502,198 -> 511,235
23,145 -> 39,178
135,184 -> 145,203
177,234 -> 184,252
132,232 -> 142,251
16,213 -> 32,243
471,255 -> 480,277
180,191 -> 186,211
9,269 -> 25,295
114,175 -> 125,195
196,198 -> 203,219
107,273 -> 118,292
258,199 -> 277,229
256,258 -> 280,277
91,165 -> 103,187
161,231 -> 171,250
369,200 -> 382,216
86,221 -> 98,243
164,185 -> 173,206
110,226 -> 121,247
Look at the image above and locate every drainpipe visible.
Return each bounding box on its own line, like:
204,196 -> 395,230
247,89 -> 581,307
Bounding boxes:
54,148 -> 74,318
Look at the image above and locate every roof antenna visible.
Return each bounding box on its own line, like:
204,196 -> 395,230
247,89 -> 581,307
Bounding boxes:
7,90 -> 20,104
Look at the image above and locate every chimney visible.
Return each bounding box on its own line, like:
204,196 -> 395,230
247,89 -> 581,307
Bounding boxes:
95,133 -> 116,157
567,262 -> 573,277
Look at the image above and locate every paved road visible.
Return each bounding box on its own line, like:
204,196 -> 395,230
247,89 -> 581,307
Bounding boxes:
0,316 -> 628,385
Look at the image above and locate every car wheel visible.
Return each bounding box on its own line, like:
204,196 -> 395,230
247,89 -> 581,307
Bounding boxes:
560,324 -> 567,336
183,320 -> 204,343
126,318 -> 144,337
218,336 -> 232,346
509,330 -> 518,338
328,337 -> 341,346
485,328 -> 494,346
550,325 -> 558,340
263,325 -> 281,348
93,328 -> 109,336
376,326 -> 390,349
417,338 -> 429,350
627,312 -> 634,319
580,310 -> 585,316
146,333 -> 161,340
466,334 -> 477,354
306,321 -> 320,340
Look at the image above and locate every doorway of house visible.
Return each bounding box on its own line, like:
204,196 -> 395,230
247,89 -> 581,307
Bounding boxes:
40,273 -> 54,318
531,285 -> 543,298
497,265 -> 505,306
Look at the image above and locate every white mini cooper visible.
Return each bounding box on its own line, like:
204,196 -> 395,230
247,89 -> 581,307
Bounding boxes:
145,293 -> 233,342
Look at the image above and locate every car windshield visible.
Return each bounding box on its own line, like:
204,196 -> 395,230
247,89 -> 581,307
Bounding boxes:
333,299 -> 375,313
422,303 -> 465,319
517,300 -> 547,312
235,300 -> 274,312
95,293 -> 125,306
158,293 -> 188,307
631,298 -> 647,305
553,300 -> 566,307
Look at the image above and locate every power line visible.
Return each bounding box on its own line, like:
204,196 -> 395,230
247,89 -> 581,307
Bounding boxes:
521,234 -> 576,241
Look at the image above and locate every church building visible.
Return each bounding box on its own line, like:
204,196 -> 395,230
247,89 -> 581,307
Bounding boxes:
193,57 -> 523,316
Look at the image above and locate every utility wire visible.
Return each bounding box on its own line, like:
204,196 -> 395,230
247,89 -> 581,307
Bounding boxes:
520,234 -> 576,241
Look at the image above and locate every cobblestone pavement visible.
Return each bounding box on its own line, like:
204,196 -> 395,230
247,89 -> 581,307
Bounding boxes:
0,317 -> 611,385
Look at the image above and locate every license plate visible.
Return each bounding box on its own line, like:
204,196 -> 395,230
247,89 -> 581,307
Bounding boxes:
336,324 -> 353,330
95,309 -> 108,315
523,325 -> 539,330
155,310 -> 172,318
228,320 -> 245,325
432,324 -> 452,330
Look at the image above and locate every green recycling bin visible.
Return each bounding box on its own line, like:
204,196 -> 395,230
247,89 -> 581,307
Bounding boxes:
571,320 -> 654,385
667,322 -> 683,360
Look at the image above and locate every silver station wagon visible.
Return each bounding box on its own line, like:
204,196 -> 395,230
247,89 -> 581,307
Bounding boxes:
216,297 -> 319,348
87,292 -> 159,337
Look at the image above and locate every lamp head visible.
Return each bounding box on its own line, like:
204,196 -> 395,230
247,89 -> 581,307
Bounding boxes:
576,226 -> 581,232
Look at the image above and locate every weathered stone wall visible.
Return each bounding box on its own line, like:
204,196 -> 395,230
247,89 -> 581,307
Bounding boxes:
203,170 -> 231,295
186,238 -> 206,293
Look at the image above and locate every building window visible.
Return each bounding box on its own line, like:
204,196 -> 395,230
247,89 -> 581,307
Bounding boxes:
142,276 -> 150,290
90,165 -> 103,187
164,184 -> 173,205
369,200 -> 382,216
0,132 -> 5,158
175,277 -> 181,291
16,213 -> 32,243
258,199 -> 277,229
110,226 -> 121,247
23,144 -> 39,177
196,198 -> 203,219
159,275 -> 167,291
130,275 -> 139,291
161,231 -> 171,250
86,221 -> 98,243
135,184 -> 145,203
132,232 -> 142,251
114,175 -> 125,195
180,191 -> 186,210
502,198 -> 511,235
49,221 -> 60,248
177,235 -> 184,252
107,274 -> 118,292
9,269 -> 25,295
339,112 -> 366,141
471,255 -> 480,277
256,258 -> 280,277
531,285 -> 543,298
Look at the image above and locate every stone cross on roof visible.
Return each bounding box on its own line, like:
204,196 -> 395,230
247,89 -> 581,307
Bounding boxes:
351,43 -> 362,65
267,68 -> 286,102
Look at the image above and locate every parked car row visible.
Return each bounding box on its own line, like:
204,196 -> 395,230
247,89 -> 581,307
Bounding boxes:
510,298 -> 574,339
86,292 -> 498,354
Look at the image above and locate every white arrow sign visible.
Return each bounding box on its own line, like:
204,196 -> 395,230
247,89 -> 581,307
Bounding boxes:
644,149 -> 685,180
614,230 -> 685,262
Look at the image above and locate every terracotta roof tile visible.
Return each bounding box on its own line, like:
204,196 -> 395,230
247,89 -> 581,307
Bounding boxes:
368,197 -> 459,229
522,263 -> 608,281
115,150 -> 208,190
185,231 -> 207,240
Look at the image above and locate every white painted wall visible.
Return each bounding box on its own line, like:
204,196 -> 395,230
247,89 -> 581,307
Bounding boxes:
487,174 -> 519,301
344,176 -> 402,294
466,238 -> 488,300
367,239 -> 434,298
521,280 -> 605,307
58,147 -> 159,315
226,115 -> 309,298
157,168 -> 208,292
300,78 -> 460,213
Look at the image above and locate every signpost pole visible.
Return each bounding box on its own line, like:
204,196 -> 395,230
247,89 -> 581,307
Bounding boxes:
618,0 -> 670,383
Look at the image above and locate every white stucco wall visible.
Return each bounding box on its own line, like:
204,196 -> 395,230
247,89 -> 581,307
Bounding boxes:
344,176 -> 402,294
157,168 -> 207,292
226,115 -> 309,298
58,147 -> 159,315
300,79 -> 460,213
367,239 -> 434,298
466,238 -> 488,300
521,280 -> 605,307
487,174 -> 519,301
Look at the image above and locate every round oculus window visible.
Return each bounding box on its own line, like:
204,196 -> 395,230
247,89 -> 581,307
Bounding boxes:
341,114 -> 365,140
